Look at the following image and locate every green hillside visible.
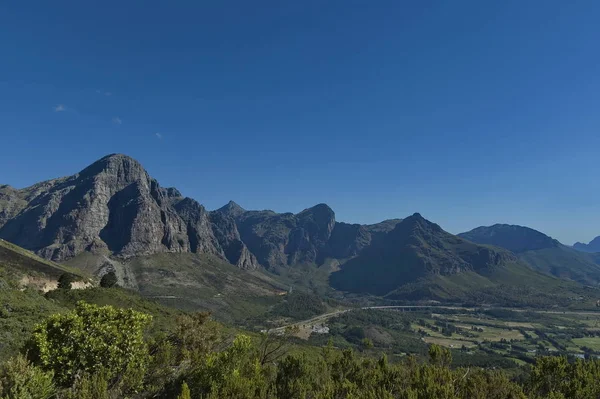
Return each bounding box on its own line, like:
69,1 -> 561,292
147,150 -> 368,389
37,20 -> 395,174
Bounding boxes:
0,238 -> 85,282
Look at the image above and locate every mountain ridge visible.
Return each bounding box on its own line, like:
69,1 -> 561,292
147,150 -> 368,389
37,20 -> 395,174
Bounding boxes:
330,213 -> 520,296
574,236 -> 600,253
0,154 -> 402,274
459,224 -> 600,284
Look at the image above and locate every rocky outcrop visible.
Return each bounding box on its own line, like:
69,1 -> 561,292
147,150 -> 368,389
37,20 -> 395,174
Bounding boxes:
209,210 -> 259,270
232,204 -> 337,270
326,218 -> 403,259
0,155 -> 221,261
0,185 -> 27,227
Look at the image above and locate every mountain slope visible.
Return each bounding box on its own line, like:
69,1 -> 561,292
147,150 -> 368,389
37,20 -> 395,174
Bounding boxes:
329,213 -> 519,297
0,238 -> 84,281
459,225 -> 600,285
574,236 -> 600,253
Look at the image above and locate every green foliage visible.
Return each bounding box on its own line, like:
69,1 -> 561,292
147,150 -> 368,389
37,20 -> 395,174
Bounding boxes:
0,354 -> 55,399
361,337 -> 374,349
59,372 -> 110,399
27,302 -> 151,390
272,291 -> 326,320
177,381 -> 191,399
428,344 -> 452,367
5,301 -> 600,398
99,271 -> 118,288
187,334 -> 272,398
0,283 -> 65,361
527,356 -> 600,399
57,273 -> 74,290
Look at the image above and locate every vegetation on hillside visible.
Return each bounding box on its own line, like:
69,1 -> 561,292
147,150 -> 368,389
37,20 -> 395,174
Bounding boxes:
271,291 -> 327,320
0,239 -> 84,280
2,302 -> 600,398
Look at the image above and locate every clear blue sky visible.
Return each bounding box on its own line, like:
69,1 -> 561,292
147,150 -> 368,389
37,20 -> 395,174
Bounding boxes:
1,1 -> 599,244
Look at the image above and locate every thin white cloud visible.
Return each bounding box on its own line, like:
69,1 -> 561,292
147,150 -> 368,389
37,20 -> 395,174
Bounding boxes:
155,132 -> 162,139
96,89 -> 112,96
112,117 -> 122,125
54,104 -> 66,112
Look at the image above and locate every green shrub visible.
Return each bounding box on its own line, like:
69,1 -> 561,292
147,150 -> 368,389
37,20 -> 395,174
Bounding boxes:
99,272 -> 118,288
0,354 -> 55,399
26,301 -> 151,391
177,381 -> 191,399
57,273 -> 75,290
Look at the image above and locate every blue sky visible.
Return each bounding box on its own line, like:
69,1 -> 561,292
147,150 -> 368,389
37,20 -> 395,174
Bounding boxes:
1,1 -> 599,244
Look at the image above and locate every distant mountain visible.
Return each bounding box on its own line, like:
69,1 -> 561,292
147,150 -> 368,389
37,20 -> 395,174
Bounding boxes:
330,214 -> 517,296
330,215 -> 588,305
458,224 -> 559,253
0,154 -> 402,274
2,153 -> 597,307
574,236 -> 600,253
459,225 -> 600,285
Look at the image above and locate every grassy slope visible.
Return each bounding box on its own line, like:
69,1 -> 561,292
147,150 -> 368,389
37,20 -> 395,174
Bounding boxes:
125,253 -> 287,322
0,238 -> 85,279
0,287 -> 65,361
0,285 -> 184,362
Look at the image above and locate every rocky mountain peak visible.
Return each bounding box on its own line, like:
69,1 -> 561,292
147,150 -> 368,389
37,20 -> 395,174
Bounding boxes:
79,153 -> 148,182
394,212 -> 442,237
297,204 -> 335,233
217,200 -> 246,218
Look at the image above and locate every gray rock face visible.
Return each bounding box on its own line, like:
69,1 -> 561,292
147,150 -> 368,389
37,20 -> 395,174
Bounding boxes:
0,185 -> 27,227
327,218 -> 403,259
209,210 -> 259,270
233,204 -> 338,270
0,154 -> 409,271
0,154 -> 221,261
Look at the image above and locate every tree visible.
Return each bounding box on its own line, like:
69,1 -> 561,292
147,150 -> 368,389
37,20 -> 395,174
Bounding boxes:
57,273 -> 75,290
258,332 -> 289,366
428,344 -> 452,367
27,301 -> 152,391
100,271 -> 118,288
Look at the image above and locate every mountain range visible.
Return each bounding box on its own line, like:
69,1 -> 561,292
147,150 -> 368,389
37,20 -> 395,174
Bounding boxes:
1,154 -> 599,307
0,154 -> 400,271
